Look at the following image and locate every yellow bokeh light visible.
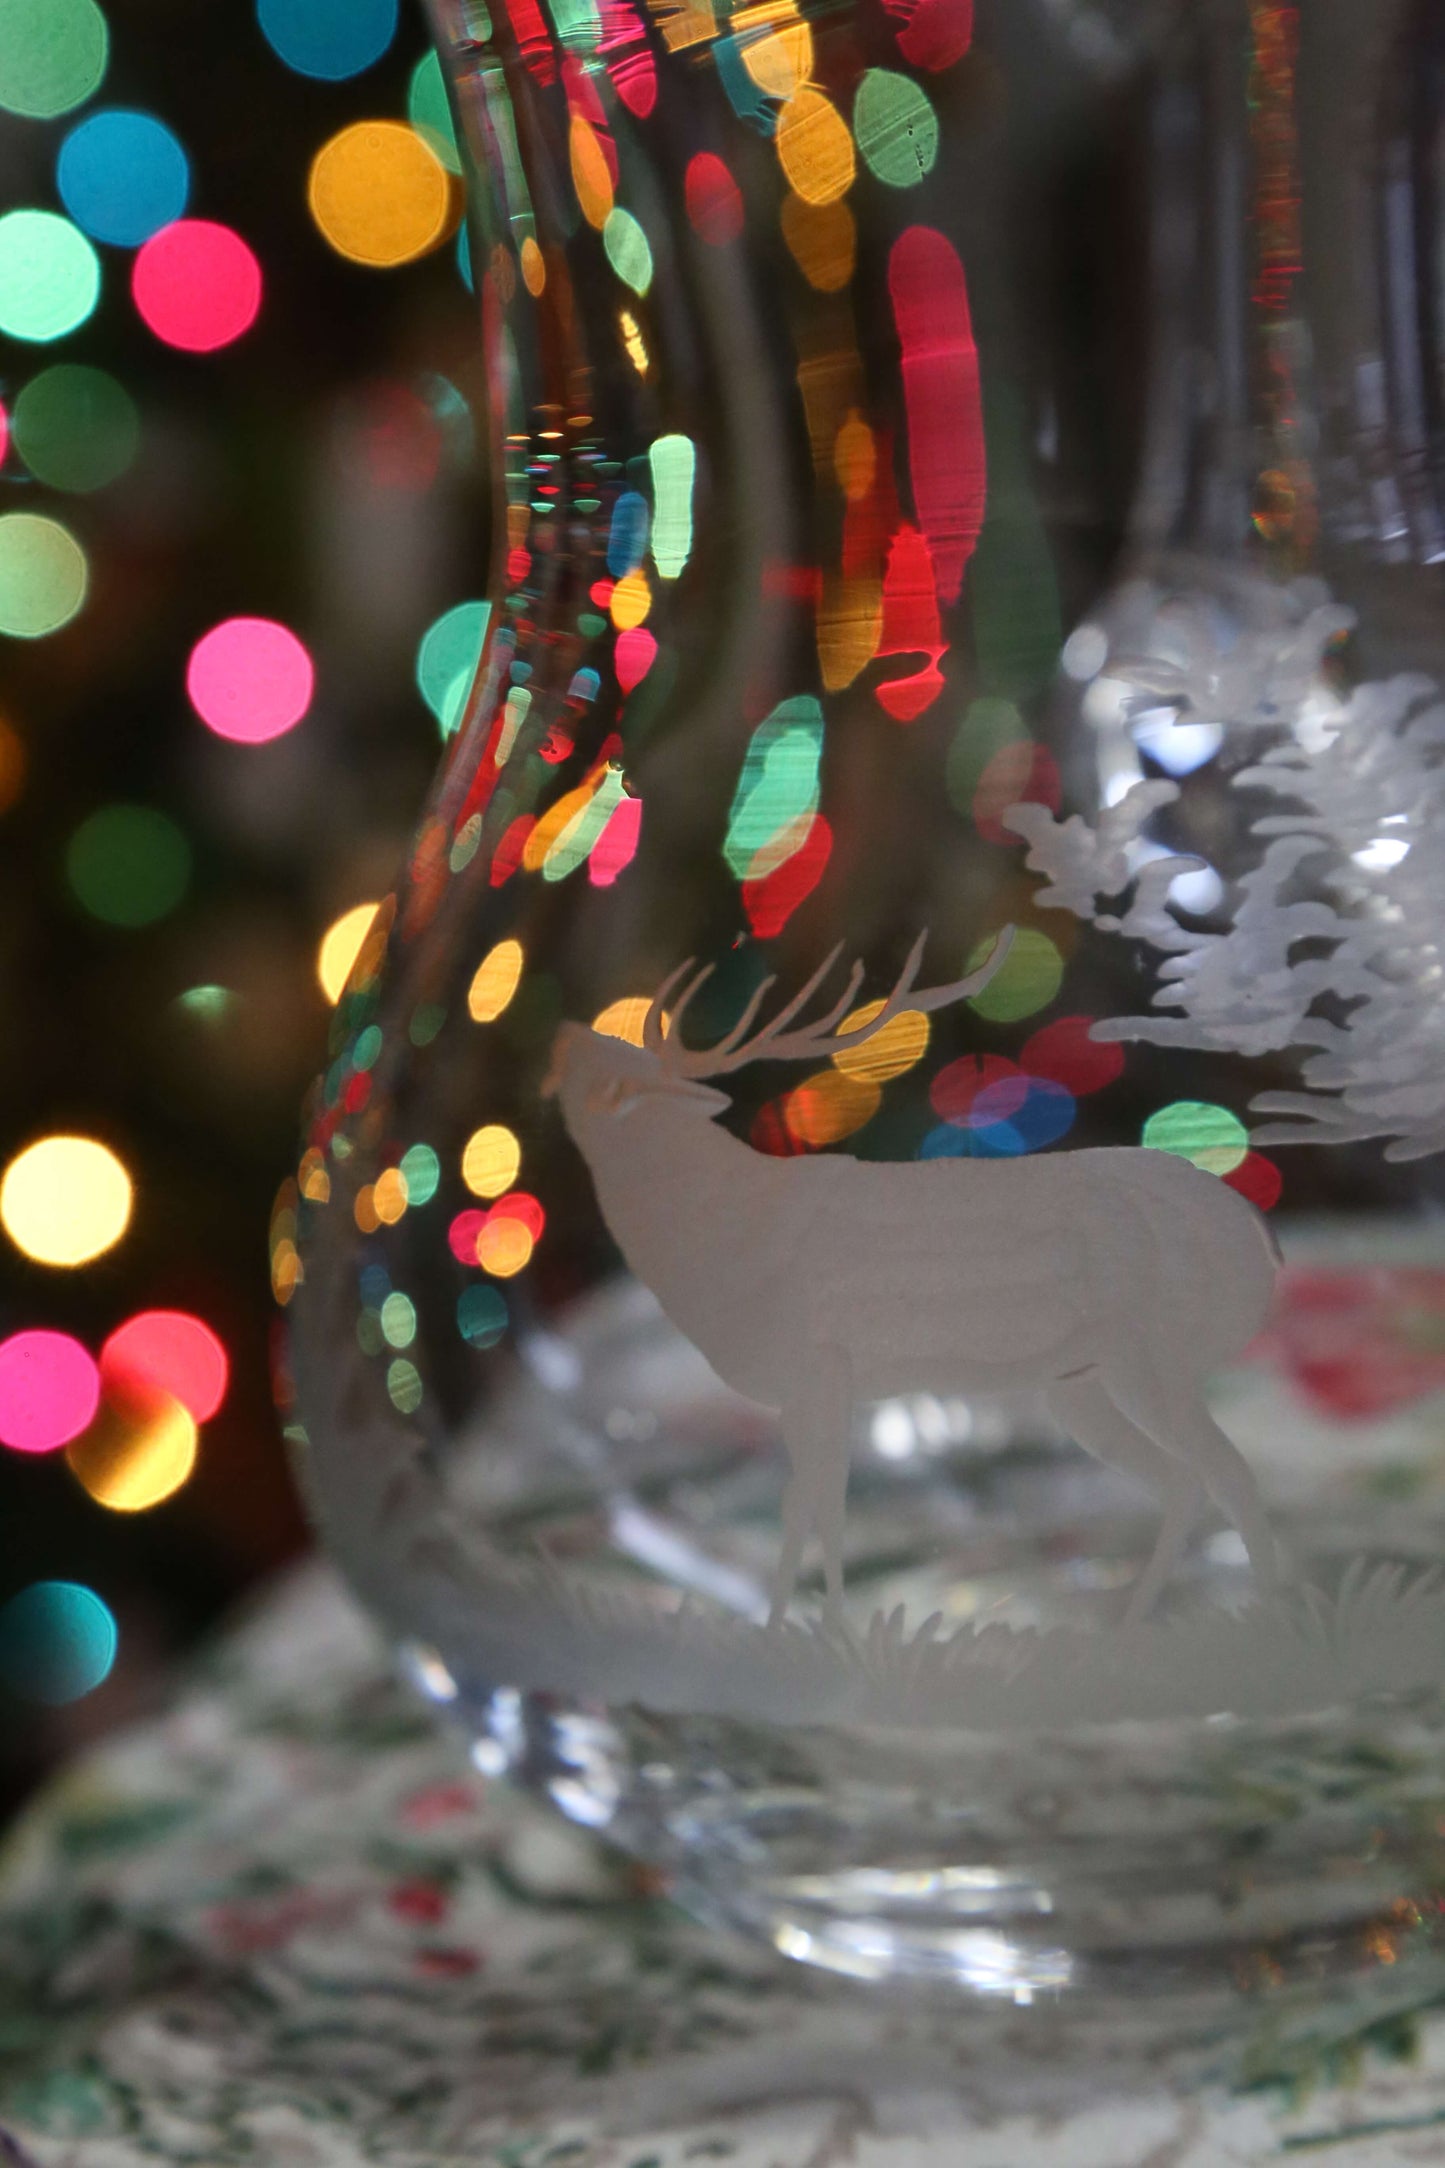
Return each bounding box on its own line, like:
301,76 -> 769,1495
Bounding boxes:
308,121 -> 453,268
462,1123 -> 521,1199
780,190 -> 856,290
354,1184 -> 380,1234
0,1135 -> 132,1268
592,996 -> 656,1045
610,569 -> 651,629
317,901 -> 381,1004
569,115 -> 614,230
740,19 -> 813,96
834,411 -> 876,501
372,1166 -> 409,1223
477,1216 -> 534,1277
66,1394 -> 198,1514
784,1070 -> 881,1147
833,1002 -> 930,1083
520,237 -> 546,295
776,87 -> 855,208
272,1237 -> 301,1304
620,309 -> 649,375
468,938 -> 523,1023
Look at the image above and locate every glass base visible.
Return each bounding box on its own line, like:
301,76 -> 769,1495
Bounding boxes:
396,1281 -> 1445,2031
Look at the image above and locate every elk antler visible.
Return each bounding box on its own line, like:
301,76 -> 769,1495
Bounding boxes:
646,926 -> 1016,1080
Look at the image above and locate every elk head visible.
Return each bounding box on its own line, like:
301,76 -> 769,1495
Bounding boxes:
543,926 -> 1016,1137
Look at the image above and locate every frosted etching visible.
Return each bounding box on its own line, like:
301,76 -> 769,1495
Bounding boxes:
1009,661 -> 1445,1161
545,934 -> 1281,1627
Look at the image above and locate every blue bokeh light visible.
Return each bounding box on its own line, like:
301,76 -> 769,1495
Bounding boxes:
920,1078 -> 1077,1160
0,1580 -> 118,1705
57,109 -> 190,248
256,0 -> 399,81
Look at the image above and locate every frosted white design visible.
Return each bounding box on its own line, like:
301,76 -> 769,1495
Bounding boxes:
1095,573 -> 1357,736
1007,666 -> 1445,1160
546,935 -> 1281,1626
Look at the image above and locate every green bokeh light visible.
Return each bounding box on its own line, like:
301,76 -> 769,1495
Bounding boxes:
0,209 -> 100,342
12,365 -> 138,492
966,926 -> 1064,1024
853,70 -> 938,188
67,804 -> 191,927
1142,1100 -> 1249,1175
457,1284 -> 508,1347
407,49 -> 461,174
380,1290 -> 417,1348
415,598 -> 490,734
0,512 -> 88,637
0,0 -> 108,120
399,1141 -> 440,1204
603,207 -> 653,295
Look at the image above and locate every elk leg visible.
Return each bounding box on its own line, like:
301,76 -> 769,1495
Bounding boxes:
1105,1362 -> 1281,1605
768,1347 -> 853,1629
1048,1374 -> 1204,1625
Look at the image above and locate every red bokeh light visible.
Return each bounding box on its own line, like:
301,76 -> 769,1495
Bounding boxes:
685,153 -> 744,246
1020,1015 -> 1126,1097
100,1310 -> 229,1423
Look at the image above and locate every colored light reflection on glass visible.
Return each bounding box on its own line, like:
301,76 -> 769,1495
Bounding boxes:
0,0 -> 107,120
187,616 -> 314,743
602,207 -> 652,294
781,192 -> 854,290
776,86 -> 855,206
308,122 -> 452,268
649,434 -> 695,579
257,0 -> 398,80
462,1124 -> 521,1200
458,1284 -> 508,1348
12,364 -> 138,492
0,1581 -> 117,1704
67,804 -> 190,927
591,996 -> 652,1044
132,220 -> 261,351
724,696 -> 823,879
1020,1014 -> 1125,1097
408,50 -> 461,173
417,599 -> 490,732
57,109 -> 189,246
67,1393 -> 197,1512
318,901 -> 381,1003
588,792 -> 642,887
0,512 -> 87,637
100,1309 -> 227,1421
833,1003 -> 929,1084
468,939 -> 523,1022
853,70 -> 938,187
966,927 -> 1063,1023
1,1135 -> 132,1267
0,211 -> 100,342
1142,1101 -> 1250,1177
0,1331 -> 100,1454
889,225 -> 985,606
685,152 -> 743,245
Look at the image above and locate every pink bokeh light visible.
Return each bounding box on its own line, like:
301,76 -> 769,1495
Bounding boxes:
132,220 -> 263,354
0,1331 -> 101,1456
186,617 -> 314,743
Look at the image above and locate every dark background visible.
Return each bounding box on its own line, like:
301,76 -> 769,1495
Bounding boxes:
0,0 -> 490,1810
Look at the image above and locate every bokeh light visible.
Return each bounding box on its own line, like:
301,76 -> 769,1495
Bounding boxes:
0,1331 -> 100,1455
186,616 -> 314,743
0,0 -> 108,120
0,1135 -> 133,1267
66,804 -> 190,926
57,109 -> 190,246
318,901 -> 381,1003
308,122 -> 452,268
399,1142 -> 440,1204
1020,1015 -> 1125,1097
685,152 -> 743,245
467,938 -> 523,1023
461,1124 -> 521,1200
408,50 -> 461,173
784,1070 -> 880,1148
776,87 -> 855,207
257,0 -> 398,81
0,513 -> 88,638
416,598 -> 490,734
457,1284 -> 508,1348
853,71 -> 938,187
1224,1152 -> 1285,1210
966,927 -> 1064,1023
132,219 -> 262,351
0,716 -> 26,813
0,210 -> 100,342
0,1581 -> 117,1704
1142,1101 -> 1250,1176
12,365 -> 139,492
833,1002 -> 929,1084
602,207 -> 653,295
100,1309 -> 228,1421
66,1393 -> 197,1512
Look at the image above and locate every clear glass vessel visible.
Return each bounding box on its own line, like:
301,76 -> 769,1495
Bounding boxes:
283,0 -> 1445,2062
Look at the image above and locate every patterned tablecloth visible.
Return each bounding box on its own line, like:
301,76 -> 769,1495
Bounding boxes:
1,1547 -> 1445,2168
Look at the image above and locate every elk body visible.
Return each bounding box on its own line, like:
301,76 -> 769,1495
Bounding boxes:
544,932 -> 1281,1627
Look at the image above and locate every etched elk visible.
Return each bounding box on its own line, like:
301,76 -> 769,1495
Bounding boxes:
543,931 -> 1281,1627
